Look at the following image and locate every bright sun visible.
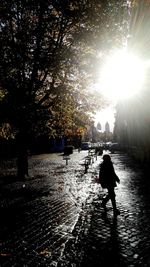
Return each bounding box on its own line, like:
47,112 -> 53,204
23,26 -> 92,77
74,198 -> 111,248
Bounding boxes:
99,50 -> 146,102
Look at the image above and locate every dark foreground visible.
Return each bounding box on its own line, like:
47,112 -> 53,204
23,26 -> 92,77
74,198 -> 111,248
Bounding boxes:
0,150 -> 150,266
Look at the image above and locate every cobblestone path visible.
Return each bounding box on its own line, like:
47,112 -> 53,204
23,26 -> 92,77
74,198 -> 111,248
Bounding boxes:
0,151 -> 150,266
58,153 -> 150,267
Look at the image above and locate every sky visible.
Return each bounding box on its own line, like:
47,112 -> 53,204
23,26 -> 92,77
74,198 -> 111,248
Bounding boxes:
93,48 -> 148,133
94,106 -> 115,132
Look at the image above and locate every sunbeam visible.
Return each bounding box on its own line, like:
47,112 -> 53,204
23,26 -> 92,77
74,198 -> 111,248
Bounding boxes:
98,49 -> 147,102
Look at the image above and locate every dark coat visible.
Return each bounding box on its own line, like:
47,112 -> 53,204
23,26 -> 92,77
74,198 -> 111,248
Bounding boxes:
99,160 -> 120,189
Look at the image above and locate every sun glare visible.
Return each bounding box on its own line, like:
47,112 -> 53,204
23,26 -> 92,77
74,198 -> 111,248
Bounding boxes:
99,50 -> 146,102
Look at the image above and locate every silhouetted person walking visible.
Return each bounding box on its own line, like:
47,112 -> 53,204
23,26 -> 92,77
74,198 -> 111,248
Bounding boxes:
99,154 -> 120,216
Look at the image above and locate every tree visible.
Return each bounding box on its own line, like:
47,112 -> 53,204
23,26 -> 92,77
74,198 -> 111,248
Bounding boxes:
0,0 -> 130,177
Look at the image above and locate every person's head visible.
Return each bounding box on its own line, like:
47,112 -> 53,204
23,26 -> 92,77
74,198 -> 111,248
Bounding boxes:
102,154 -> 111,162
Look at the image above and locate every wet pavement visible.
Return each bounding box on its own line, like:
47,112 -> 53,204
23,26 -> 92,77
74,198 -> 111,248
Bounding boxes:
0,150 -> 150,266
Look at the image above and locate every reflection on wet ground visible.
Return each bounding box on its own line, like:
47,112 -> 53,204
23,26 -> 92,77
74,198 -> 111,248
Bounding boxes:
0,150 -> 150,266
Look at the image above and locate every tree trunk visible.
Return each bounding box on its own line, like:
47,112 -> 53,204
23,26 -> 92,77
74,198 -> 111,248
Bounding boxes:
17,131 -> 29,179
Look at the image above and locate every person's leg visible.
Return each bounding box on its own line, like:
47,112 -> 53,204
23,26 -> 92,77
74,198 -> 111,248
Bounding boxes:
109,188 -> 120,215
102,189 -> 110,208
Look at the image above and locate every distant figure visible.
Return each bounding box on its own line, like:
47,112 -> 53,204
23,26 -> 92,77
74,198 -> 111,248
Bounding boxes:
99,154 -> 120,216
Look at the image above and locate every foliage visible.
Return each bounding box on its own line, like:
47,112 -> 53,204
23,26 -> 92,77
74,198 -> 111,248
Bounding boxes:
0,0 -> 130,141
0,123 -> 15,139
0,1 -> 92,138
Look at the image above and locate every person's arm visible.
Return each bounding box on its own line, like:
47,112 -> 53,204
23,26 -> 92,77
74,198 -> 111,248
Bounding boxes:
115,174 -> 120,183
112,163 -> 120,183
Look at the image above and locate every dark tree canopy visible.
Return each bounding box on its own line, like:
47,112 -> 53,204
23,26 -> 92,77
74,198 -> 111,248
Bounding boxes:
0,0 -> 129,136
0,0 -> 130,176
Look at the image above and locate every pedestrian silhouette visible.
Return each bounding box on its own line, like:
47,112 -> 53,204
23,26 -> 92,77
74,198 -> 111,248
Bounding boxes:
99,154 -> 120,216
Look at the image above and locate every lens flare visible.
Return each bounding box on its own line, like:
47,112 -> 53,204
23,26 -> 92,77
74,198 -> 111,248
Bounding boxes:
99,50 -> 146,101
